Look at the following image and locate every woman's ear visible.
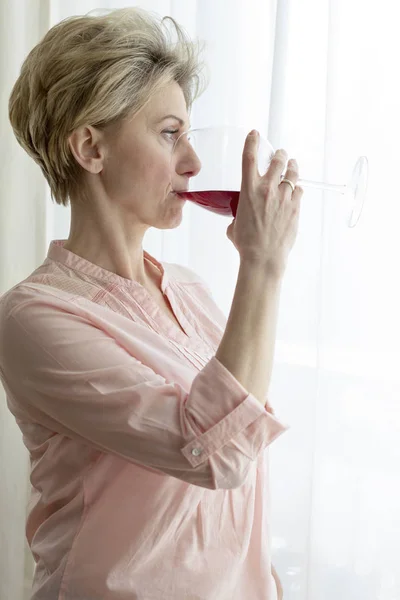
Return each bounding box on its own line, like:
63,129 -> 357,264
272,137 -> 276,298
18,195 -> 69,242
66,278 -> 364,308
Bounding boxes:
68,126 -> 104,174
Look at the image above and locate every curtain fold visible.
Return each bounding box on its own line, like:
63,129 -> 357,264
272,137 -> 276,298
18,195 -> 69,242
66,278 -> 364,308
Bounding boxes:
1,1 -> 399,599
0,2 -> 50,599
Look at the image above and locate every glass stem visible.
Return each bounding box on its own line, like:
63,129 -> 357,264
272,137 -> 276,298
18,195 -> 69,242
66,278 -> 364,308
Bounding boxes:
296,178 -> 347,194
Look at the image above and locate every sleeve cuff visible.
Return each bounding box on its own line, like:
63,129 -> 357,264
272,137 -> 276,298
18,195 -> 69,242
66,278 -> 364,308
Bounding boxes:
181,356 -> 290,467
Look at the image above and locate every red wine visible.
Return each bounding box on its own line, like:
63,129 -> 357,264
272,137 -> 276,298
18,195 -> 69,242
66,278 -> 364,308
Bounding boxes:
177,190 -> 240,218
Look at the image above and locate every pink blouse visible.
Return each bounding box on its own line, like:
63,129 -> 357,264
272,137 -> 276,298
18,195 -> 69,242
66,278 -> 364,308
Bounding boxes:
0,239 -> 288,600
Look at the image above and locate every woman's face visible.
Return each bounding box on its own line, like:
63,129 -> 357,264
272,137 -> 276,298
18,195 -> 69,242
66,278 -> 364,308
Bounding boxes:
95,81 -> 201,229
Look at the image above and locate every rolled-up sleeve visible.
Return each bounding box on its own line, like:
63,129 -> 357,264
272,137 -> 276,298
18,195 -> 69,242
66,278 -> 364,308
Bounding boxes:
0,292 -> 289,491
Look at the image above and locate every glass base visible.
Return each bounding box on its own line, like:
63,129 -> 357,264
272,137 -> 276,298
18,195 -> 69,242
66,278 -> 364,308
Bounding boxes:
346,156 -> 369,228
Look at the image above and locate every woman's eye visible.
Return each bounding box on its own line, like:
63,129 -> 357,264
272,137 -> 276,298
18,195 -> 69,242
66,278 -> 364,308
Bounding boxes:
163,129 -> 179,141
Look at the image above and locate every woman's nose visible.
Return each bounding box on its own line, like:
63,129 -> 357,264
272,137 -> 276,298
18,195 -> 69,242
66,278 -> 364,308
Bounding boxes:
176,143 -> 202,179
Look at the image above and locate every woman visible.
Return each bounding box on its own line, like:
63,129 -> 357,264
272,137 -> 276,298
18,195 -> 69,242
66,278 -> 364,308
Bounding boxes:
0,8 -> 302,600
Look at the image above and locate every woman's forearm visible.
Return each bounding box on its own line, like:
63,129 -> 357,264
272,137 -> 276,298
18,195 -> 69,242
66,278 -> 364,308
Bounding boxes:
215,259 -> 283,408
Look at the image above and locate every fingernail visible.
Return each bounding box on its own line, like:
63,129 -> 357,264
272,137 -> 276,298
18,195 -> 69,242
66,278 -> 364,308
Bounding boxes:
250,129 -> 258,137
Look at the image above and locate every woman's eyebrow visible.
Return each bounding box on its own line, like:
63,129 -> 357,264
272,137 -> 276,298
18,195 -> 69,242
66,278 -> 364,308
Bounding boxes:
156,114 -> 190,128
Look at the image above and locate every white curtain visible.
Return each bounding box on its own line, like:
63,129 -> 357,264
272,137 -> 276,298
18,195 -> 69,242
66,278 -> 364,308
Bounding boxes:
1,1 -> 399,599
0,2 -> 50,600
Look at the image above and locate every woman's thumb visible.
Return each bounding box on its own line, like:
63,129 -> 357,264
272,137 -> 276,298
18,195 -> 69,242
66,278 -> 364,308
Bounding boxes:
226,219 -> 235,241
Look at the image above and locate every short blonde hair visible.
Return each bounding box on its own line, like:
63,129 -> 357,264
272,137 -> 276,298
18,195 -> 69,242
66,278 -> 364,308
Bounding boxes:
8,8 -> 207,206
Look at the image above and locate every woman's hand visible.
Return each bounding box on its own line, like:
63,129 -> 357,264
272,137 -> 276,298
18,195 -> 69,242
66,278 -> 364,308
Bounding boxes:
226,130 -> 303,278
271,564 -> 283,600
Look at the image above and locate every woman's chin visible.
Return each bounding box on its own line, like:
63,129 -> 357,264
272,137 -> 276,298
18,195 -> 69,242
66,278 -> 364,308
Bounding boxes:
157,203 -> 185,229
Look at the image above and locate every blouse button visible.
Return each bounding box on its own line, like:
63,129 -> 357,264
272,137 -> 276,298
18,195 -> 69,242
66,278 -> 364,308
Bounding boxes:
191,447 -> 202,456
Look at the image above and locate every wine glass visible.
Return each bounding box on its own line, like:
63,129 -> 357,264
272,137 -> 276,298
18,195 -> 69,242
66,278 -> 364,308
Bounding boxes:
171,126 -> 368,228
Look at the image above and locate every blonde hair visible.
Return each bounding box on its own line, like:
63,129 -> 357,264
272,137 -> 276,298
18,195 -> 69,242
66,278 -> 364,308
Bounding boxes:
8,8 -> 207,206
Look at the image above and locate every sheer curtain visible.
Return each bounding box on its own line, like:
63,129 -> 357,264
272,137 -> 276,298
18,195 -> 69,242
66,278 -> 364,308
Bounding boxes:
1,1 -> 399,599
0,3 -> 50,600
269,2 -> 400,599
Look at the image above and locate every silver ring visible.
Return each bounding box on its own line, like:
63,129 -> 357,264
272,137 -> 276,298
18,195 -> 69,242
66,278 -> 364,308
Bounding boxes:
280,178 -> 295,193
